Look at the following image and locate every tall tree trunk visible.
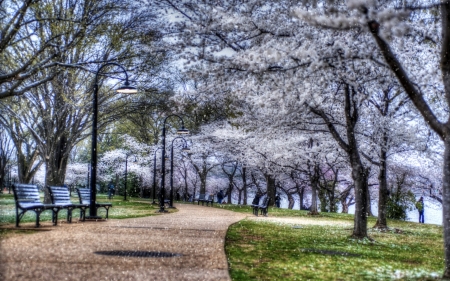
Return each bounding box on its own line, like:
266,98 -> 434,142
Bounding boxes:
310,182 -> 319,214
443,139 -> 450,277
287,193 -> 294,209
17,147 -> 41,184
318,186 -> 328,212
199,174 -> 207,195
374,136 -> 389,229
341,200 -> 349,213
340,185 -> 354,214
184,174 -> 188,201
44,136 -> 69,203
242,166 -> 247,205
351,162 -> 369,239
237,187 -> 242,205
265,174 -> 276,206
311,84 -> 369,237
309,164 -> 320,215
227,176 -> 233,203
366,186 -> 373,217
298,186 -> 304,210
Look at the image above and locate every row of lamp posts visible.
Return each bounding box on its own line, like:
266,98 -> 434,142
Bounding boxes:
87,62 -> 190,219
151,136 -> 190,210
158,115 -> 189,212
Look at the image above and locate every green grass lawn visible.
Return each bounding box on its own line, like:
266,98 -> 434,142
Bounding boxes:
218,205 -> 443,280
0,192 -> 166,226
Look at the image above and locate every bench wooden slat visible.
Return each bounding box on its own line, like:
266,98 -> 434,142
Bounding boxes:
13,184 -> 61,227
48,186 -> 89,223
76,188 -> 112,219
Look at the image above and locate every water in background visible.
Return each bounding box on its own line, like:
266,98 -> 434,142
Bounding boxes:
277,198 -> 443,225
348,198 -> 442,225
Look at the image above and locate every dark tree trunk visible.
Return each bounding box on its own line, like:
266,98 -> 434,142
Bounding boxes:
242,166 -> 247,205
298,186 -> 304,210
237,187 -> 242,205
310,84 -> 369,238
265,174 -> 276,206
340,185 -> 354,214
184,173 -> 189,201
318,186 -> 328,212
115,173 -> 119,196
17,149 -> 42,184
351,162 -> 369,239
366,186 -> 373,217
199,174 -> 207,195
374,136 -> 389,229
44,135 -> 70,203
345,86 -> 369,239
227,178 -> 233,203
287,193 -> 294,209
443,139 -> 450,277
341,201 -> 349,213
191,155 -> 218,196
309,164 -> 320,215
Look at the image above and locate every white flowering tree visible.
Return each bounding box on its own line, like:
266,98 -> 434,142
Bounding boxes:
99,135 -> 153,197
143,0 -> 450,274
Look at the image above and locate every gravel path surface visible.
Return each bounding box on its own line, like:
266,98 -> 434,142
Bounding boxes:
0,204 -> 246,281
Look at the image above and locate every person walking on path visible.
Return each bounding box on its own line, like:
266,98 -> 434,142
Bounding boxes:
415,197 -> 424,223
251,192 -> 262,216
275,193 -> 281,208
107,181 -> 115,200
217,189 -> 224,204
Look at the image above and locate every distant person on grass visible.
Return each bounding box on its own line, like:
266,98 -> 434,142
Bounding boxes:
275,193 -> 281,208
108,181 -> 115,200
252,192 -> 261,206
217,189 -> 224,204
415,197 -> 424,223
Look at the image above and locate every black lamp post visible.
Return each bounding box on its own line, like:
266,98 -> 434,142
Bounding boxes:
87,63 -> 137,219
169,137 -> 190,208
87,163 -> 90,188
159,114 -> 189,212
151,147 -> 163,204
123,153 -> 137,201
8,164 -> 11,194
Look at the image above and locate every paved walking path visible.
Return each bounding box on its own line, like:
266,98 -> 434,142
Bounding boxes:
0,204 -> 246,281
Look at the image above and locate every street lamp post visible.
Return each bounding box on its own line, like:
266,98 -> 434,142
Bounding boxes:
159,114 -> 189,212
152,147 -> 163,204
87,163 -> 90,188
87,63 -> 137,219
124,154 -> 129,201
8,164 -> 11,194
169,137 -> 190,208
123,153 -> 137,201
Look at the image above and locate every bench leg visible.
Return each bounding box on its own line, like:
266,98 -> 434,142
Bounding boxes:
81,207 -> 86,221
15,207 -> 20,227
35,209 -> 41,227
105,207 -> 110,219
52,208 -> 59,226
67,208 -> 73,223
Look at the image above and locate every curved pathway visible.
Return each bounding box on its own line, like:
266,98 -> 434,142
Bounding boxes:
0,204 -> 246,281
